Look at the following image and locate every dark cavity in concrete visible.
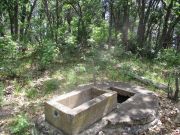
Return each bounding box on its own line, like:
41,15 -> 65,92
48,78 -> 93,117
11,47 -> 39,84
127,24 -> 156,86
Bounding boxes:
117,94 -> 130,103
108,86 -> 134,103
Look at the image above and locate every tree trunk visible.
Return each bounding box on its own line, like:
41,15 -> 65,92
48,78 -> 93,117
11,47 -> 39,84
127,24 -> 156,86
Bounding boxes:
24,0 -> 38,37
108,0 -> 113,49
136,0 -> 161,56
176,35 -> 180,51
122,0 -> 129,51
174,76 -> 179,101
55,0 -> 62,43
159,0 -> 173,49
14,1 -> 19,40
137,0 -> 145,49
0,13 -> 4,36
43,0 -> 54,39
7,9 -> 14,37
20,4 -> 26,41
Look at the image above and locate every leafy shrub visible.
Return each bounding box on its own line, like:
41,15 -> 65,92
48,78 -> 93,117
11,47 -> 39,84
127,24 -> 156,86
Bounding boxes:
158,49 -> 180,66
107,63 -> 134,81
74,64 -> 86,73
61,33 -> 81,62
98,52 -> 114,70
66,69 -> 77,85
33,40 -> 59,70
107,68 -> 120,81
89,22 -> 108,45
89,48 -> 120,72
10,115 -> 30,135
43,79 -> 60,94
62,44 -> 79,62
65,34 -> 77,45
0,36 -> 18,60
119,63 -> 134,81
0,36 -> 20,77
128,32 -> 139,53
112,45 -> 124,58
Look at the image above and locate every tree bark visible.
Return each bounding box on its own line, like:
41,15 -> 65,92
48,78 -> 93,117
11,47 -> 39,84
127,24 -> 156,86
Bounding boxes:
137,0 -> 160,55
8,11 -> 14,37
176,35 -> 180,51
159,0 -> 173,49
66,8 -> 72,33
24,0 -> 38,36
137,0 -> 146,49
55,0 -> 62,43
14,1 -> 19,40
0,13 -> 4,36
43,0 -> 54,39
20,4 -> 27,41
174,76 -> 179,101
108,0 -> 113,49
122,0 -> 129,51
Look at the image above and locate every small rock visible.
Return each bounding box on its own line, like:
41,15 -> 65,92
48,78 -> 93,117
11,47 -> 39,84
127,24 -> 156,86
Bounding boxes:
4,85 -> 14,95
98,131 -> 104,135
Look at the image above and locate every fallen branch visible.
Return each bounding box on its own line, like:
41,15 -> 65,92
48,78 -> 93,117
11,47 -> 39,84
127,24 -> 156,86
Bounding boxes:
128,72 -> 168,90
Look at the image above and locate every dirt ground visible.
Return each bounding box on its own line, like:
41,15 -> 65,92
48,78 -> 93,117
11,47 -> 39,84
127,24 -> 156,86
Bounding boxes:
0,83 -> 180,135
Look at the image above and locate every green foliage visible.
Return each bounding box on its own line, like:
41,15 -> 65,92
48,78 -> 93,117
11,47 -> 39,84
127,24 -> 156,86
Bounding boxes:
97,51 -> 114,70
26,88 -> 38,99
10,115 -> 30,135
107,68 -> 120,81
62,37 -> 79,62
33,41 -> 59,69
89,22 -> 109,45
119,63 -> 134,81
107,63 -> 133,81
13,80 -> 22,93
113,45 -> 125,58
158,49 -> 180,66
0,36 -> 18,59
74,64 -> 86,73
66,69 -> 77,85
65,34 -> 77,45
43,79 -> 60,94
0,36 -> 20,77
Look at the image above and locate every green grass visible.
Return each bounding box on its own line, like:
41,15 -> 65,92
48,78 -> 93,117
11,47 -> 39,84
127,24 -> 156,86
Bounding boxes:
26,88 -> 38,99
43,79 -> 60,94
4,49 -> 176,103
13,80 -> 23,93
10,114 -> 30,135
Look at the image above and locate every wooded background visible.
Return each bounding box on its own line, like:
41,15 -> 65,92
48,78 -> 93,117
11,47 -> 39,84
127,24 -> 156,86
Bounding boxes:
0,0 -> 179,55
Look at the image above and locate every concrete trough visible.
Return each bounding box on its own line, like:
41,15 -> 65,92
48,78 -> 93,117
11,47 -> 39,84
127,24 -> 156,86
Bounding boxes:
45,87 -> 117,135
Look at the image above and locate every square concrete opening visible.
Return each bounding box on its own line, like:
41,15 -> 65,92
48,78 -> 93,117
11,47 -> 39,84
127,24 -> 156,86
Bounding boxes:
117,95 -> 130,103
45,87 -> 117,135
108,87 -> 135,103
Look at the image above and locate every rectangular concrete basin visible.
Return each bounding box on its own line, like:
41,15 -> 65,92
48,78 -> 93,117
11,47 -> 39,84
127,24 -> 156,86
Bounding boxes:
45,87 -> 117,135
